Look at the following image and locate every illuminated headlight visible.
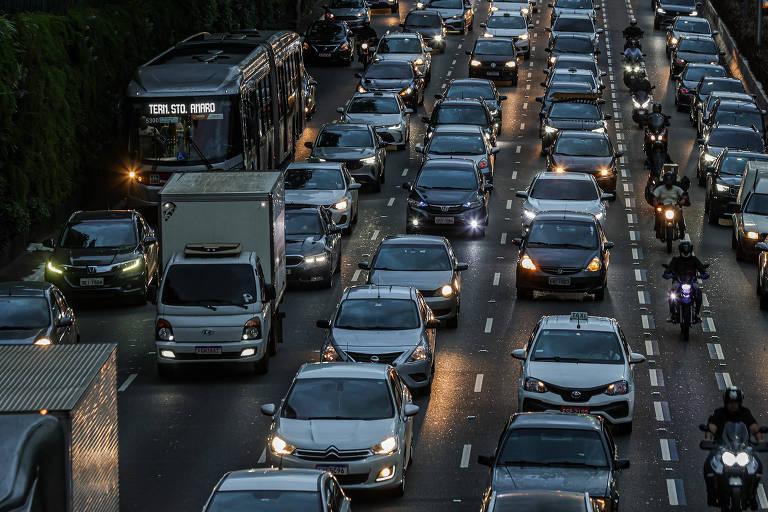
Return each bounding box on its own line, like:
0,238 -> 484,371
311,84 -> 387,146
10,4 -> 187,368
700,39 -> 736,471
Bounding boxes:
669,292 -> 677,300
586,257 -> 602,272
270,436 -> 296,456
414,58 -> 425,65
605,380 -> 629,395
520,254 -> 537,270
410,340 -> 430,361
490,5 -> 499,10
544,125 -> 558,134
305,253 -> 329,264
521,7 -> 529,13
451,14 -> 462,18
373,436 -> 399,455
360,156 -> 377,165
518,33 -> 529,40
440,284 -> 454,297
399,86 -> 414,96
523,208 -> 537,219
632,98 -> 641,108
549,56 -> 556,63
703,153 -> 716,162
470,59 -> 482,67
408,198 -> 428,207
592,127 -> 605,133
433,35 -> 443,41
322,344 -> 340,362
523,377 -> 547,392
361,42 -> 369,50
715,183 -> 729,193
657,7 -> 665,12
746,231 -> 760,240
484,32 -> 494,37
633,65 -> 641,72
464,198 -> 483,208
34,338 -> 52,346
489,108 -> 499,116
315,158 -> 327,162
376,466 -> 397,481
641,99 -> 651,108
240,348 -> 256,357
333,199 -> 349,210
598,167 -> 611,176
46,261 -> 64,274
664,209 -> 676,220
339,42 -> 350,51
118,258 -> 143,273
160,349 -> 175,358
417,1 -> 424,6
690,9 -> 697,15
505,60 -> 516,68
358,85 -> 368,93
595,212 -> 604,220
670,37 -> 678,45
553,165 -> 566,173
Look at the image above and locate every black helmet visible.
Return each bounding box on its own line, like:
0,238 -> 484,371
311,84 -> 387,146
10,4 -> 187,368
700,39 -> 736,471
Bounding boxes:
678,240 -> 693,257
724,386 -> 744,406
652,102 -> 663,114
662,172 -> 675,185
630,19 -> 637,26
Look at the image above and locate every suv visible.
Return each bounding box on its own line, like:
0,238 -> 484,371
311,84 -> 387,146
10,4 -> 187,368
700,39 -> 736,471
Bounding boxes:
705,150 -> 768,224
539,95 -> 610,152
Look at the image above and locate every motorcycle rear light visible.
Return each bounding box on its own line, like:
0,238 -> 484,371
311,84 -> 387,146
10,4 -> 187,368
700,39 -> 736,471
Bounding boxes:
680,87 -> 689,94
478,159 -> 489,169
156,318 -> 174,341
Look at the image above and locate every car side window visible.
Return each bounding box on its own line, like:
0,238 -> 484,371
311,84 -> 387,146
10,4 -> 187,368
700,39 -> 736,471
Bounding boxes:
604,428 -> 617,459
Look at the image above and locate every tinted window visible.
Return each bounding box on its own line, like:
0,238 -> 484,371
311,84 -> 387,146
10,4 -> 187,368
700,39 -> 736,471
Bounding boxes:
348,96 -> 400,114
486,15 -> 527,28
0,297 -> 50,329
379,37 -> 423,53
335,298 -> 420,329
307,22 -> 346,40
446,82 -> 495,100
673,18 -> 710,34
162,264 -> 258,306
701,80 -> 745,95
549,102 -> 600,119
373,243 -> 452,270
720,155 -> 768,175
532,328 -> 624,363
553,17 -> 593,32
425,0 -> 462,8
207,490 -> 321,511
435,105 -> 488,125
285,168 -> 344,190
283,378 -> 394,420
285,211 -> 323,236
531,179 -> 598,200
682,66 -> 726,83
317,128 -> 373,147
556,0 -> 593,7
745,193 -> 768,215
550,72 -> 595,87
554,36 -> 594,52
474,40 -> 514,55
330,0 -> 365,6
60,220 -> 137,249
554,59 -> 597,75
678,38 -> 717,53
714,111 -> 763,131
709,130 -> 763,151
429,133 -> 485,154
365,61 -> 414,79
416,169 -> 479,189
555,136 -> 610,156
405,12 -> 442,27
499,428 -> 609,467
528,220 -> 598,248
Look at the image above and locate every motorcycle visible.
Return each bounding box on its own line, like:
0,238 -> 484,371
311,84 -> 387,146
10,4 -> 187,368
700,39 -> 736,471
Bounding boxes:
644,113 -> 669,156
645,163 -> 689,204
655,203 -> 685,253
700,422 -> 768,512
624,36 -> 643,50
623,56 -> 646,87
359,41 -> 373,68
663,264 -> 708,340
631,89 -> 653,127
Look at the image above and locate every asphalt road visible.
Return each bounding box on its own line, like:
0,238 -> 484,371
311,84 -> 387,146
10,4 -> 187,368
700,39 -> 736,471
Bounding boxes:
4,0 -> 768,509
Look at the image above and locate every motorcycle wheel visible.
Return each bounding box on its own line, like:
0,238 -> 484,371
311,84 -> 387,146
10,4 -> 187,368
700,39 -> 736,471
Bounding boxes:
680,303 -> 690,341
665,225 -> 673,253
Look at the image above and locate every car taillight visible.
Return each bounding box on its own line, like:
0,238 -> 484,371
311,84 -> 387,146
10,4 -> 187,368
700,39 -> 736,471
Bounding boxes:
242,317 -> 262,340
680,87 -> 689,94
156,318 -> 174,341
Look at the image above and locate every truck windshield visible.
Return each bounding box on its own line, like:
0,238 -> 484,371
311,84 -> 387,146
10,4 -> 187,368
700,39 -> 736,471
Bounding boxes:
162,264 -> 258,307
207,490 -> 322,511
130,96 -> 242,167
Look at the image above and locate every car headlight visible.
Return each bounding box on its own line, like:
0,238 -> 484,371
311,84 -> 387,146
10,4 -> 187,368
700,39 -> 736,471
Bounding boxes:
410,339 -> 430,361
451,14 -> 462,18
518,33 -> 528,40
356,11 -> 363,15
470,59 -> 482,67
521,7 -> 529,13
440,284 -> 454,297
505,60 -> 516,68
592,498 -> 608,512
433,35 -> 443,41
333,199 -> 349,210
399,86 -> 414,96
385,124 -> 401,130
520,254 -> 537,270
592,127 -> 605,133
549,56 -> 556,64
361,156 -> 377,165
523,208 -> 537,219
703,153 -> 716,162
595,212 -> 604,220
670,37 -> 678,45
373,436 -> 398,455
690,9 -> 697,15
46,261 -> 64,275
407,197 -> 428,207
524,377 -> 547,392
242,317 -> 262,340
322,343 -> 341,362
657,7 -> 665,12
553,165 -> 566,173
303,42 -> 310,50
118,257 -> 143,273
463,199 -> 483,208
605,380 -> 629,395
305,253 -> 329,264
586,257 -> 602,272
414,58 -> 425,65
270,436 -> 296,456
484,32 -> 494,37
746,231 -> 760,240
715,183 -> 729,193
544,125 -> 558,134
417,1 -> 424,6
598,167 -> 611,176
34,338 -> 52,346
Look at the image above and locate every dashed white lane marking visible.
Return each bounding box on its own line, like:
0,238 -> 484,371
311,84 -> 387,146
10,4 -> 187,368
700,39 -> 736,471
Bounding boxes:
258,448 -> 267,464
460,444 -> 472,468
522,102 -> 528,110
474,374 -> 484,392
511,171 -> 518,180
387,197 -> 395,207
515,145 -> 521,153
654,401 -> 670,421
500,232 -> 507,245
702,293 -> 709,308
447,70 -> 452,77
645,339 -> 659,356
493,272 -> 501,286
457,44 -> 462,49
401,168 -> 409,176
757,484 -> 768,509
637,290 -> 650,304
716,372 -> 733,390
666,479 -> 686,506
371,230 -> 380,241
660,439 -> 679,461
451,59 -> 456,65
708,343 -> 725,360
632,247 -> 642,260
629,230 -> 640,241
519,123 -> 525,130
634,269 -> 644,282
506,199 -> 513,209
352,269 -> 361,282
641,314 -> 654,330
626,213 -> 636,224
702,316 -> 716,333
649,368 -> 664,387
118,373 -> 137,392
484,318 -> 493,333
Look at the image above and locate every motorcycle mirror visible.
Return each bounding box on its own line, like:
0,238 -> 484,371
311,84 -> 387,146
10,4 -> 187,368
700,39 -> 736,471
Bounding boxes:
499,95 -> 508,101
615,151 -> 624,157
422,116 -> 430,123
700,440 -> 717,451
651,85 -> 656,90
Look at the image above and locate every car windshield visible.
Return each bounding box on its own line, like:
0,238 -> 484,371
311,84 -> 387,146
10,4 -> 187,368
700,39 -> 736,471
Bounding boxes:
721,155 -> 768,175
435,105 -> 488,125
0,297 -> 50,330
499,428 -> 609,468
283,378 -> 394,420
550,102 -> 600,119
474,40 -> 514,55
554,60 -> 597,75
746,193 -> 768,215
206,490 -> 321,511
709,130 -> 763,151
60,220 -> 136,249
373,243 -> 452,271
365,62 -> 414,79
446,83 -> 495,100
678,38 -> 717,54
555,136 -> 611,156
557,0 -> 593,7
527,220 -> 598,248
285,211 -> 323,236
487,15 -> 527,28
715,111 -> 763,131
425,0 -> 462,8
674,19 -> 710,33
317,128 -> 373,148
532,328 -> 624,363
378,37 -> 423,53
531,178 -> 598,200
666,0 -> 696,5
551,72 -> 595,87
285,167 -> 345,190
307,22 -> 346,40
544,84 -> 592,102
701,80 -> 745,95
335,298 -> 420,330
429,133 -> 485,154
161,264 -> 258,307
416,169 -> 478,189
683,66 -> 726,82
348,96 -> 400,114
406,12 -> 442,27
553,17 -> 593,32
330,0 -> 365,6
554,36 -> 594,52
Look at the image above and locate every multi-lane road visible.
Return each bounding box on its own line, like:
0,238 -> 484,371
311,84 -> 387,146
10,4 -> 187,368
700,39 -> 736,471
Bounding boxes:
3,0 -> 768,509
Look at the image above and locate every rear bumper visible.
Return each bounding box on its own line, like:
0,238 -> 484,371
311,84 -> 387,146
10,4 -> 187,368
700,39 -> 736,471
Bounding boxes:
516,269 -> 605,293
156,339 -> 266,364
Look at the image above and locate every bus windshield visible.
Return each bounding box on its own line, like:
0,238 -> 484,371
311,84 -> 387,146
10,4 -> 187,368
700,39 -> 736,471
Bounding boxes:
130,96 -> 242,167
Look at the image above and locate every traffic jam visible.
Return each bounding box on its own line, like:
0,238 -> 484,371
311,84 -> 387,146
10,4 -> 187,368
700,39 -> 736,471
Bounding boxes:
4,0 -> 768,509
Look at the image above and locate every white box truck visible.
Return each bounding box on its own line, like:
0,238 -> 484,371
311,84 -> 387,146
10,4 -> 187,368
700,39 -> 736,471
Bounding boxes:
733,161 -> 768,259
154,171 -> 285,376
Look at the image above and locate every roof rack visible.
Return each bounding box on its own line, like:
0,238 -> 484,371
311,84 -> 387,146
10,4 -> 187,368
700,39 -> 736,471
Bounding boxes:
184,243 -> 241,257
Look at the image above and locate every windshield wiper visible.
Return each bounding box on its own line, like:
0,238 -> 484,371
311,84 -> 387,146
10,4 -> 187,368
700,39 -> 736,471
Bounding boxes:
526,241 -> 558,247
499,460 -> 552,466
0,326 -> 38,330
204,299 -> 249,310
185,134 -> 214,170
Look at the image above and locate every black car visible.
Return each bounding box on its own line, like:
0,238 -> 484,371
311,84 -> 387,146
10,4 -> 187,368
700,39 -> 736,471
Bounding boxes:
673,63 -> 726,111
545,34 -> 599,67
653,0 -> 700,29
539,95 -> 609,152
690,77 -> 748,126
545,131 -> 621,194
696,124 -> 765,183
665,15 -> 714,57
356,60 -> 425,108
285,206 -> 342,288
535,82 -> 595,115
705,150 -> 768,223
401,10 -> 447,52
43,210 -> 159,303
440,78 -> 508,122
403,158 -> 490,236
513,211 -> 612,299
695,91 -> 753,136
423,97 -> 497,141
706,98 -> 766,137
669,35 -> 723,77
0,281 -> 79,346
303,19 -> 355,65
467,38 -> 519,84
477,412 -> 628,511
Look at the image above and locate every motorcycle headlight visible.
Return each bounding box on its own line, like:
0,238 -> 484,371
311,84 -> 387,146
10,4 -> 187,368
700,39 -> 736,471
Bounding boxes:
586,257 -> 602,272
470,59 -> 482,67
322,343 -> 341,362
46,261 -> 64,275
670,36 -> 678,45
605,379 -> 628,395
505,60 -> 516,68
520,254 -> 537,270
715,183 -> 729,193
333,199 -> 349,210
598,167 -> 611,176
624,64 -> 632,71
490,5 -> 499,10
417,1 -> 424,6
736,451 -> 750,467
544,125 -> 558,134
524,377 -> 547,393
270,435 -> 296,456
440,284 -> 454,297
650,135 -> 657,141
664,209 -> 676,220
521,7 -> 529,13
399,86 -> 414,96
681,283 -> 692,293
361,156 -> 377,165
549,56 -> 556,64
722,451 -> 737,467
703,153 -> 716,162
633,65 -> 641,72
433,34 -> 443,41
373,436 -> 398,455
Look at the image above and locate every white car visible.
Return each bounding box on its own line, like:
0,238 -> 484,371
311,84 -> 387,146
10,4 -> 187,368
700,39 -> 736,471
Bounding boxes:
261,363 -> 419,496
337,92 -> 412,149
285,162 -> 361,232
549,0 -> 599,24
512,312 -> 646,431
480,12 -> 532,59
515,171 -> 610,229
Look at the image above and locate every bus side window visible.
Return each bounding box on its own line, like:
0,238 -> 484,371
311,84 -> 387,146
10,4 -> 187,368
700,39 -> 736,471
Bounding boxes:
261,75 -> 273,131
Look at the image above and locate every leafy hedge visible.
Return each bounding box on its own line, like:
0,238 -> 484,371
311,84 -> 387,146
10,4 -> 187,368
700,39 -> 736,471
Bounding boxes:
710,0 -> 768,87
0,0 -> 301,251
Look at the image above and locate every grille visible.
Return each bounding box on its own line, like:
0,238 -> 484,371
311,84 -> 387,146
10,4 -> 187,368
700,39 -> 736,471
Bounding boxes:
286,255 -> 304,266
545,382 -> 608,403
173,351 -> 242,359
346,351 -> 403,364
345,159 -> 363,170
539,266 -> 583,275
294,447 -> 373,461
426,204 -> 463,214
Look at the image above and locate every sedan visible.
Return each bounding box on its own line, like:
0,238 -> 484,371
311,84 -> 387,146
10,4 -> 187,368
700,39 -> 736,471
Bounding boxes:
481,12 -> 532,59
542,67 -> 602,92
305,123 -> 387,192
547,54 -> 607,88
261,363 -> 420,495
547,13 -> 603,48
695,90 -> 753,136
654,0 -> 700,29
361,234 -> 468,326
303,19 -> 355,65
402,157 -> 491,236
441,78 -> 508,122
673,63 -> 726,111
539,96 -> 609,152
705,150 -> 768,223
285,206 -> 342,288
401,9 -> 447,53
669,35 -> 723,78
665,15 -> 715,57
326,0 -> 371,29
477,412 -> 630,510
374,32 -> 432,81
356,60 -> 425,109
337,92 -> 412,148
423,98 -> 497,143
549,0 -> 600,24
513,211 -> 613,300
0,281 -> 78,346
696,124 -> 765,184
416,124 -> 499,184
317,285 -> 439,391
545,131 -> 621,194
690,77 -> 748,128
705,99 -> 766,137
545,34 -> 600,67
285,162 -> 361,231
417,0 -> 474,33
467,38 -> 519,85
517,171 -> 611,229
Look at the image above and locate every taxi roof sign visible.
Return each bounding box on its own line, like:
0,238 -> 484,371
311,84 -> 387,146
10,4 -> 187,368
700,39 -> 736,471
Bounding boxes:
570,312 -> 589,321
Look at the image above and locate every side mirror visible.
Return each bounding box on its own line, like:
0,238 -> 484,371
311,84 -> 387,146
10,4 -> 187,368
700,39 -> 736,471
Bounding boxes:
615,459 -> 631,470
604,241 -> 615,250
422,116 -> 430,123
434,94 -> 443,100
696,138 -> 705,144
629,352 -> 646,364
499,95 -> 508,101
405,108 -> 415,114
600,71 -> 607,77
712,30 -> 719,36
358,261 -> 371,270
615,151 -> 624,157
260,403 -> 276,416
404,403 -> 420,417
491,147 -> 500,155
304,141 -> 314,149
543,69 -> 550,75
595,49 -> 601,55
755,242 -> 768,252
42,238 -> 55,249
316,319 -> 331,329
594,4 -> 601,8
540,81 -> 547,87
515,190 -> 528,198
56,313 -> 74,328
547,2 -> 552,5
541,147 -> 550,155
336,107 -> 344,113
264,284 -> 276,301
401,182 -> 412,190
455,262 -> 469,271
511,348 -> 527,360
465,50 -> 472,55
544,47 -> 552,53
349,182 -> 362,190
329,225 -> 342,234
477,455 -> 494,467
700,440 -> 717,450
309,79 -> 318,86
512,237 -> 522,246
427,318 -> 440,328
601,192 -> 615,201
604,114 -> 613,120
480,22 -> 487,27
596,28 -> 604,33
484,181 -> 494,191
719,51 -> 726,56
142,234 -> 157,246
414,144 -> 425,153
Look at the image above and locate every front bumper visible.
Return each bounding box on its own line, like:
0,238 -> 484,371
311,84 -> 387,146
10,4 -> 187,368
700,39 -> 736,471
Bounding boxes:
395,359 -> 433,389
469,64 -> 517,81
520,391 -> 634,424
303,48 -> 354,64
516,268 -> 605,293
407,205 -> 488,231
45,269 -> 146,298
708,191 -> 739,216
156,338 -> 266,365
286,258 -> 333,283
423,294 -> 458,320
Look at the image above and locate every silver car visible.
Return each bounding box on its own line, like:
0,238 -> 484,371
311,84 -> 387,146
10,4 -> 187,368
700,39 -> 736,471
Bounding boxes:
326,0 -> 371,29
317,285 -> 439,391
203,468 -> 351,511
481,12 -> 532,59
549,0 -> 599,24
548,13 -> 602,48
416,124 -> 499,184
490,0 -> 534,18
0,281 -> 79,346
374,32 -> 432,81
337,92 -> 412,149
547,54 -> 606,88
285,162 -> 361,231
261,363 -> 419,495
360,235 -> 467,327
516,172 -> 610,230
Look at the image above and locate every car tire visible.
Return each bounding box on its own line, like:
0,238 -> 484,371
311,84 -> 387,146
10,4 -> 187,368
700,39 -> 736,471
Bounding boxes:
254,350 -> 270,375
517,287 -> 534,300
157,363 -> 175,379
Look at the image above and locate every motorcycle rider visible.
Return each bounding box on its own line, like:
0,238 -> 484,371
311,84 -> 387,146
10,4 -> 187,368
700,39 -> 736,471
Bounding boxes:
623,19 -> 644,47
663,240 -> 707,322
644,102 -> 671,158
628,75 -> 653,95
354,23 -> 379,67
623,39 -> 643,62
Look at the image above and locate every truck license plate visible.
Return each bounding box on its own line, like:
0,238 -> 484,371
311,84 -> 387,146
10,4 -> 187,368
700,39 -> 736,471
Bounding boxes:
548,277 -> 571,286
195,346 -> 222,355
79,278 -> 104,287
435,216 -> 454,224
561,406 -> 589,414
316,464 -> 348,475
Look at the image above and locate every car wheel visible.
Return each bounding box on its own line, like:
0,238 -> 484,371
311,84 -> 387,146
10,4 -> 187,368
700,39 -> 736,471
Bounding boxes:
254,350 -> 270,375
517,287 -> 534,300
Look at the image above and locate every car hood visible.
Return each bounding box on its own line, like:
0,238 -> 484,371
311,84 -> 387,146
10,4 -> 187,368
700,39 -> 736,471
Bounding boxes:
485,28 -> 528,38
715,174 -> 742,187
473,54 -> 515,64
331,328 -> 421,351
368,269 -> 453,290
492,466 -> 610,497
741,213 -> 768,232
345,113 -> 403,126
414,187 -> 478,205
551,155 -> 613,172
51,247 -> 137,267
527,198 -> 602,216
330,7 -> 366,16
528,361 -> 626,387
676,51 -> 717,63
547,118 -> 603,130
658,1 -> 696,11
0,328 -> 47,345
277,418 -> 395,450
524,246 -> 597,268
286,190 -> 345,206
312,147 -> 375,160
286,235 -> 327,256
362,77 -> 413,91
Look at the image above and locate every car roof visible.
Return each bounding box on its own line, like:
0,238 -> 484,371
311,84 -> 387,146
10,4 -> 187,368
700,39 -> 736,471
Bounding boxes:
69,210 -> 135,222
722,149 -> 768,160
351,91 -> 399,100
717,100 -> 760,111
538,312 -> 616,331
552,67 -> 593,75
703,77 -> 742,85
437,97 -> 487,107
488,11 -> 527,18
321,123 -> 370,132
0,282 -> 52,297
218,468 -> 322,492
287,161 -> 344,171
554,12 -> 592,19
674,15 -> 708,23
433,124 -> 484,134
381,234 -> 449,246
298,361 -> 391,380
554,54 -> 597,63
509,411 -> 604,431
344,284 -> 416,301
679,33 -> 716,42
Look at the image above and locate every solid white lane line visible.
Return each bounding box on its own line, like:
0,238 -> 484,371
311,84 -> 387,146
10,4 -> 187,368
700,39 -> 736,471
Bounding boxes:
493,272 -> 501,286
520,123 -> 525,130
387,197 -> 395,207
484,318 -> 493,333
371,230 -> 380,240
447,70 -> 452,77
118,373 -> 137,392
511,171 -> 517,180
460,444 -> 472,468
474,374 -> 484,392
757,484 -> 768,508
258,448 -> 267,464
352,269 -> 361,282
506,199 -> 513,209
500,232 -> 507,245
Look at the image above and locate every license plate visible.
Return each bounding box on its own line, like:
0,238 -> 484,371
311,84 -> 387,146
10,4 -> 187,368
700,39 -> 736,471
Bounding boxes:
561,406 -> 589,414
435,216 -> 454,224
548,276 -> 571,286
637,109 -> 646,115
79,278 -> 104,287
195,346 -> 222,355
486,71 -> 500,76
319,52 -> 332,58
316,464 -> 348,475
150,174 -> 160,185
